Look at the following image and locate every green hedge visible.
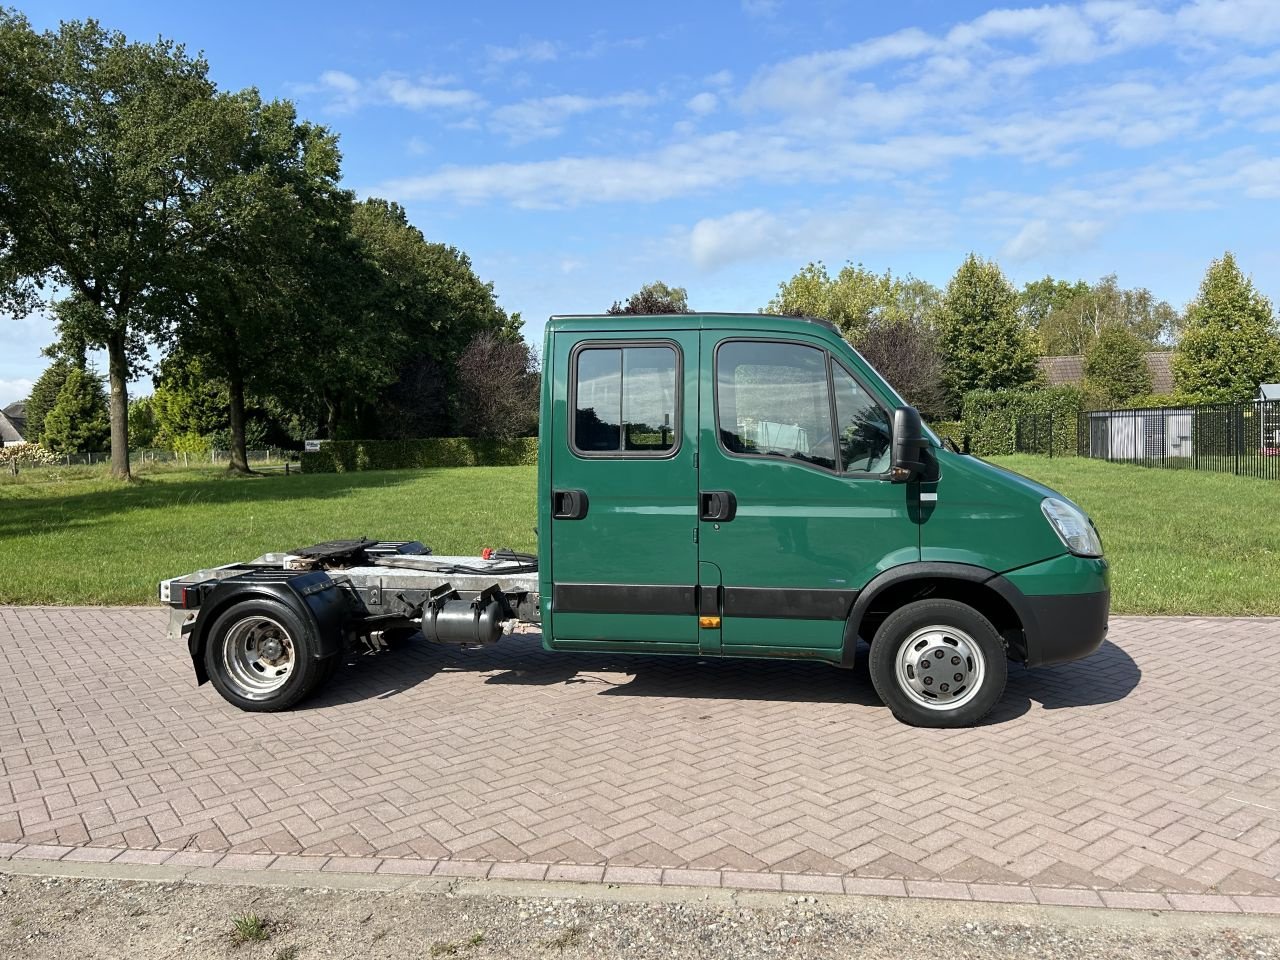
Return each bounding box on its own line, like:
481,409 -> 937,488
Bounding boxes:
961,386 -> 1083,457
929,420 -> 965,445
302,437 -> 538,473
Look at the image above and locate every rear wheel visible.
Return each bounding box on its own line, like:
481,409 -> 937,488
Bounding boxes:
868,599 -> 1007,728
203,599 -> 332,712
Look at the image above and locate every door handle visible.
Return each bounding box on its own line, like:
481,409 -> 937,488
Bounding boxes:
700,490 -> 737,522
553,488 -> 589,520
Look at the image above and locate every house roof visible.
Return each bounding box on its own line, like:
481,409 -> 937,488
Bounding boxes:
0,410 -> 25,445
2,401 -> 26,437
1260,384 -> 1280,401
1039,351 -> 1174,394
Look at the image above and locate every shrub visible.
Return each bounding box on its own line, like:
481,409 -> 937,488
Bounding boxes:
0,443 -> 61,467
302,436 -> 538,473
961,386 -> 1082,456
928,420 -> 965,445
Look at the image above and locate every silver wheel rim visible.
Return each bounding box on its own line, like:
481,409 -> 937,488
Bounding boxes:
894,624 -> 986,712
221,616 -> 295,699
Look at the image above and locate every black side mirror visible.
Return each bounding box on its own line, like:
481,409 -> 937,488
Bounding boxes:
890,406 -> 928,482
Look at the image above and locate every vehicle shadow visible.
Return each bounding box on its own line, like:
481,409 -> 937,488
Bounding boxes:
308,632 -> 1141,721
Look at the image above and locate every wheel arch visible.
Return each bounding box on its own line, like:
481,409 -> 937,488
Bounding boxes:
189,575 -> 352,685
841,562 -> 1036,667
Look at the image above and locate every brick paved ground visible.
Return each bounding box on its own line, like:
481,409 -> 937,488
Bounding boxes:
2,607 -> 1279,909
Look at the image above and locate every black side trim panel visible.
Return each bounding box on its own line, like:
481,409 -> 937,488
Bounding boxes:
555,583 -> 696,615
723,587 -> 856,620
554,583 -> 857,619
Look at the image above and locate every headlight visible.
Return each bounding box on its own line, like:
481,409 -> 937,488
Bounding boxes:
1041,498 -> 1103,558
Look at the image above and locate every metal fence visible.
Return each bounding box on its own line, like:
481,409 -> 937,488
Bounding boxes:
1013,414 -> 1061,457
1080,401 -> 1280,480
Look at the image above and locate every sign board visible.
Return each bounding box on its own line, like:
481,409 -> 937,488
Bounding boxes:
304,439 -> 327,452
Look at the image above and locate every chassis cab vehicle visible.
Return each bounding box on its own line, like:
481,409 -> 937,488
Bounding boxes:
162,313 -> 1109,728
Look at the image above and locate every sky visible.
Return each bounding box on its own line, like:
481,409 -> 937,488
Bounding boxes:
4,0 -> 1280,406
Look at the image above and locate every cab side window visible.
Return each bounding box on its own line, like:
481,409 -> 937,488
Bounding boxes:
572,344 -> 678,455
716,341 -> 835,470
833,362 -> 892,474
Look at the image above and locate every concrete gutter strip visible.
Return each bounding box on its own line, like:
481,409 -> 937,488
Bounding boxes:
3,854 -> 1280,932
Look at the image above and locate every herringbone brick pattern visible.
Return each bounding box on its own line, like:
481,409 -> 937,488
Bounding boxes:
2,608 -> 1278,897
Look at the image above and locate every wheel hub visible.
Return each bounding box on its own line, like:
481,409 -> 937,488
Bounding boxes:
895,625 -> 985,712
221,616 -> 295,700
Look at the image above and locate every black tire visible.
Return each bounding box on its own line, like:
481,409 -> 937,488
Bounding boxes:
203,598 -> 330,712
868,599 -> 1007,728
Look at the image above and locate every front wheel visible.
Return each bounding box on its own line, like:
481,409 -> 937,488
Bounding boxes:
203,599 -> 333,712
868,599 -> 1007,728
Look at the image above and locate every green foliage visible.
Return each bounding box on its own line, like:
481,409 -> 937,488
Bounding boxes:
1083,327 -> 1152,406
608,281 -> 690,315
1173,252 -> 1280,403
41,368 -> 110,454
766,261 -> 939,342
128,396 -> 159,448
1025,274 -> 1177,355
151,355 -> 230,449
24,357 -> 79,445
928,420 -> 965,444
766,262 -> 945,415
0,13 -> 225,477
1118,392 -> 1179,409
961,386 -> 1082,457
302,437 -> 538,473
939,255 -> 1040,411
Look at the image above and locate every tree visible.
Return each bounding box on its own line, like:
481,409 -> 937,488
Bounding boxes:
169,91 -> 366,472
24,357 -> 77,446
938,254 -> 1040,409
349,198 -> 518,440
1174,252 -> 1280,403
858,320 -> 946,419
608,281 -> 690,315
1083,326 -> 1152,406
128,396 -> 159,449
1026,274 -> 1178,355
0,13 -> 224,479
455,332 -> 540,441
42,367 -> 109,454
767,262 -> 943,413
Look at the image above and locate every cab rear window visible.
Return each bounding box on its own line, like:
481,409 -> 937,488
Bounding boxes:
572,344 -> 678,456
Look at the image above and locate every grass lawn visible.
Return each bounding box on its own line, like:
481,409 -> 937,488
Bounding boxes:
994,455 -> 1278,616
0,465 -> 537,606
0,456 -> 1275,615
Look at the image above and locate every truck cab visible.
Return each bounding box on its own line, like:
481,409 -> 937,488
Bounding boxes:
539,312 -> 1109,726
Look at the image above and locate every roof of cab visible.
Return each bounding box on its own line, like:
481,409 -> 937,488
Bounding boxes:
547,312 -> 841,335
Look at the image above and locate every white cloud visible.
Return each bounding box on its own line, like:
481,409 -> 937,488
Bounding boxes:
1175,0 -> 1280,43
706,70 -> 734,88
486,39 -> 558,65
295,71 -> 482,114
686,92 -> 718,115
490,92 -> 656,143
1001,219 -> 1104,261
0,378 -> 33,407
686,201 -> 946,271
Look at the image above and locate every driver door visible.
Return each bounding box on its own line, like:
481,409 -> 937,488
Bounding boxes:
695,333 -> 919,655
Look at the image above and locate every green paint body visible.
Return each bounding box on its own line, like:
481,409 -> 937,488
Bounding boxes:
537,314 -> 1108,665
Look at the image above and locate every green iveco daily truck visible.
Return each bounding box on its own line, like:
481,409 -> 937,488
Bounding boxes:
161,312 -> 1109,728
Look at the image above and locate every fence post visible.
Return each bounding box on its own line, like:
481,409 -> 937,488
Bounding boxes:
1235,407 -> 1240,476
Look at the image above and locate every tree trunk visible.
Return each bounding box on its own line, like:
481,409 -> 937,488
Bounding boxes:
106,330 -> 131,481
227,363 -> 251,475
